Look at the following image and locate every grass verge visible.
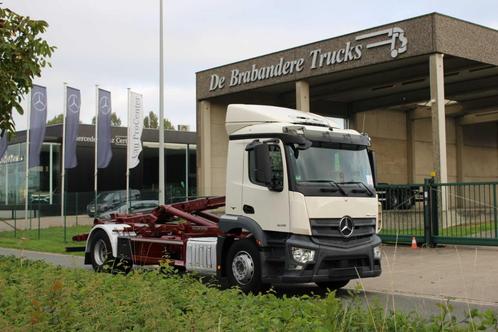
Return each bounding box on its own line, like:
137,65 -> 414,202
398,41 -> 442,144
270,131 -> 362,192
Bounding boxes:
0,256 -> 496,331
0,225 -> 90,254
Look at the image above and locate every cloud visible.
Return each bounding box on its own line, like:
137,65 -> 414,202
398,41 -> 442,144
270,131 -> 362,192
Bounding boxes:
5,0 -> 498,132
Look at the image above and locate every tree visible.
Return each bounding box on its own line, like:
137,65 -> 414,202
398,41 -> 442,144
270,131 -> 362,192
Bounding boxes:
143,111 -> 174,130
91,112 -> 122,127
47,114 -> 64,125
0,8 -> 55,136
47,113 -> 82,125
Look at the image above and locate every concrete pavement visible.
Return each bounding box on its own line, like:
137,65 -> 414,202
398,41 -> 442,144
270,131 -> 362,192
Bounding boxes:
352,244 -> 498,305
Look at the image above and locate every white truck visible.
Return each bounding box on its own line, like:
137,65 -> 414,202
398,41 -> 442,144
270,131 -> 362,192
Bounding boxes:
75,104 -> 382,293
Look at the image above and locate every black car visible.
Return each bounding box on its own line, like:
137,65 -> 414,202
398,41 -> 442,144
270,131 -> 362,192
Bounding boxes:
99,200 -> 159,219
86,190 -> 141,217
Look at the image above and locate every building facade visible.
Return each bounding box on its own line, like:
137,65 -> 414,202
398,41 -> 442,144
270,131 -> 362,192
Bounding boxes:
0,124 -> 197,207
196,13 -> 498,196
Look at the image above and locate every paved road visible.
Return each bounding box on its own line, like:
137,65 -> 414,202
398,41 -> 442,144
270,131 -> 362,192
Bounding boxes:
1,246 -> 497,320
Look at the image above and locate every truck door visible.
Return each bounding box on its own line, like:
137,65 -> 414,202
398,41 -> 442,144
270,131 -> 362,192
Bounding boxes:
242,141 -> 290,233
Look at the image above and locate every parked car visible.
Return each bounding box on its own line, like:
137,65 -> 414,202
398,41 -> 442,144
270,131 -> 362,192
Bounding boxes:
86,190 -> 141,217
99,200 -> 159,219
376,183 -> 420,210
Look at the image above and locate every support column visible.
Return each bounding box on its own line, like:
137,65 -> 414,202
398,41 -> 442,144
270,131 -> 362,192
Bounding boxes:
197,100 -> 212,196
406,112 -> 416,184
456,124 -> 464,183
455,123 -> 464,208
429,53 -> 448,184
295,80 -> 310,112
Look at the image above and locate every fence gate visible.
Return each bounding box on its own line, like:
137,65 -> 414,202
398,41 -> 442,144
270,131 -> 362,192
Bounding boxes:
378,180 -> 498,246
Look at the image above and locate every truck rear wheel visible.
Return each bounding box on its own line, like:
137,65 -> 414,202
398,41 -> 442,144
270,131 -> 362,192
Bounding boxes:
226,239 -> 264,293
89,230 -> 114,272
316,279 -> 350,291
89,230 -> 132,274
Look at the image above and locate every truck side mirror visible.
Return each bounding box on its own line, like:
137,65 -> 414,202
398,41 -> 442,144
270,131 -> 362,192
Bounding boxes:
367,149 -> 377,186
254,143 -> 272,186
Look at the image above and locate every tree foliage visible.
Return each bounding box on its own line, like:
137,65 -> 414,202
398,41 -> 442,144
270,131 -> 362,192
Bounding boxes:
143,111 -> 174,130
91,112 -> 122,127
47,113 -> 64,125
0,8 -> 55,136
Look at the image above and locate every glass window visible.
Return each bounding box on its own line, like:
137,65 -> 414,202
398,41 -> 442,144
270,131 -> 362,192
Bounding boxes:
248,144 -> 283,187
288,146 -> 373,186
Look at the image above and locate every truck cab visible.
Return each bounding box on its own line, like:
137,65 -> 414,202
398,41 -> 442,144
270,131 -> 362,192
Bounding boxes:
79,104 -> 381,294
217,104 -> 382,291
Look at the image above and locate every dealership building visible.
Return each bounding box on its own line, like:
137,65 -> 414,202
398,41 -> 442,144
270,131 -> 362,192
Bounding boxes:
0,124 -> 196,207
195,13 -> 498,196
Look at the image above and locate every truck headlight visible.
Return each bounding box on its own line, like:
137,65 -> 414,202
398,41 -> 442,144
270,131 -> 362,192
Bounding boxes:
377,202 -> 382,233
373,246 -> 381,260
291,247 -> 315,264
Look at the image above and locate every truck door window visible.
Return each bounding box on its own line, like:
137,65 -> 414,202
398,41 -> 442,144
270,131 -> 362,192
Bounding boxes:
248,144 -> 283,188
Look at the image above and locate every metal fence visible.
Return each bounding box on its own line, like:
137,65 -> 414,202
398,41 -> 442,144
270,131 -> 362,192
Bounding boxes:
379,180 -> 498,246
0,189 -> 199,242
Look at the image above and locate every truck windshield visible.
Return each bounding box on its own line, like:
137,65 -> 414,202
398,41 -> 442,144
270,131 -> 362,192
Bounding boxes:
287,145 -> 373,186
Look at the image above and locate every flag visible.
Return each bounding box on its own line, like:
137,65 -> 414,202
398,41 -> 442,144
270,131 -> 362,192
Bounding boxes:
65,87 -> 81,168
127,91 -> 143,169
97,88 -> 112,168
29,85 -> 48,168
0,132 -> 7,161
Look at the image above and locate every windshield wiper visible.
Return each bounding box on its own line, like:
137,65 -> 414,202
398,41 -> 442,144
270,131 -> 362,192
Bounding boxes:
339,181 -> 374,197
303,180 -> 347,196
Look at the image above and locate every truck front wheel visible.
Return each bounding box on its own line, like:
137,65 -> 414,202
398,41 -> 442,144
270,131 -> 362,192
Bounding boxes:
226,239 -> 264,293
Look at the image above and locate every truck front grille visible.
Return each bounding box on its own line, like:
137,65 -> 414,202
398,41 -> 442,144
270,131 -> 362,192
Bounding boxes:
310,218 -> 376,247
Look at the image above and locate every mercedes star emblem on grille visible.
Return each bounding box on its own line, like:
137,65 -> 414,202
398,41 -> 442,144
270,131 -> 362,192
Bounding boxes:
339,216 -> 354,238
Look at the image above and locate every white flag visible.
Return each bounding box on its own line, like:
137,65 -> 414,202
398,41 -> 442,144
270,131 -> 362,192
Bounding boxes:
127,91 -> 143,169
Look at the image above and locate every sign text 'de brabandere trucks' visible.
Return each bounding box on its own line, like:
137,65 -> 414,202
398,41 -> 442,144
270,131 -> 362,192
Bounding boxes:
74,104 -> 382,292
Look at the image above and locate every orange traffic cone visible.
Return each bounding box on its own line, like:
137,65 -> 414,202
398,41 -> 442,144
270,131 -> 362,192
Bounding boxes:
411,236 -> 417,249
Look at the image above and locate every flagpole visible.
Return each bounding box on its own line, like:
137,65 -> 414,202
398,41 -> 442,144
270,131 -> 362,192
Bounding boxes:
24,92 -> 31,227
61,82 -> 67,241
126,88 -> 130,213
94,85 -> 99,218
158,0 -> 165,205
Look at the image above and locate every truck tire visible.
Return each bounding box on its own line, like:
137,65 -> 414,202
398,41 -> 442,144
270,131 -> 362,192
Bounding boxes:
316,279 -> 350,291
89,230 -> 132,274
89,230 -> 114,272
226,239 -> 264,293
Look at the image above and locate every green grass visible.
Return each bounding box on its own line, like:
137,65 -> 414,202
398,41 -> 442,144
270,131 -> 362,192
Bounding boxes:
0,256 -> 496,331
0,225 -> 91,254
381,221 -> 496,238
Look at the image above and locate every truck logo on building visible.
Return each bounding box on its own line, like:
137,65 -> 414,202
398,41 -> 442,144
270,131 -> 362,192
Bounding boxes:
208,27 -> 408,92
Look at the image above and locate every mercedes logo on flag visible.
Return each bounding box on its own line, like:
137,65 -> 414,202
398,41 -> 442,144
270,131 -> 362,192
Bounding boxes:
339,216 -> 354,238
68,94 -> 80,114
32,92 -> 46,112
99,96 -> 111,115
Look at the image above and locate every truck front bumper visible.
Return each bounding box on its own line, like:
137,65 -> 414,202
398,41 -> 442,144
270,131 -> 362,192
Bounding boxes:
261,234 -> 382,284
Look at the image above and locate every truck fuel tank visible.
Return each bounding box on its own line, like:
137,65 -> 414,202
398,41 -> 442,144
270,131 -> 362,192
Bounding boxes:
186,237 -> 218,275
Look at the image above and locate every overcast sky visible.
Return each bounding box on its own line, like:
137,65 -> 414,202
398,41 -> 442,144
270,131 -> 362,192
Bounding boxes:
4,0 -> 498,131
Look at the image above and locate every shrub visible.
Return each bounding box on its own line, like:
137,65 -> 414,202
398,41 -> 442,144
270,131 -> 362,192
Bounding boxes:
0,256 -> 495,331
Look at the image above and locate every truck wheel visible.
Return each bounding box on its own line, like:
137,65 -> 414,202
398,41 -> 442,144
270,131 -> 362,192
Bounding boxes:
226,239 -> 264,293
316,279 -> 350,291
89,230 -> 115,272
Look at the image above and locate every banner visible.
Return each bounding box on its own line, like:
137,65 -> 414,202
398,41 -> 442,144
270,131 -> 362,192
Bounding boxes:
97,88 -> 112,168
127,91 -> 143,169
65,87 -> 81,169
0,133 -> 7,161
29,85 -> 48,168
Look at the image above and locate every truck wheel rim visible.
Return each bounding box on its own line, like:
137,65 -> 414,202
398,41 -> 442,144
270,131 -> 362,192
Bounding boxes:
232,251 -> 254,285
94,239 -> 108,266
